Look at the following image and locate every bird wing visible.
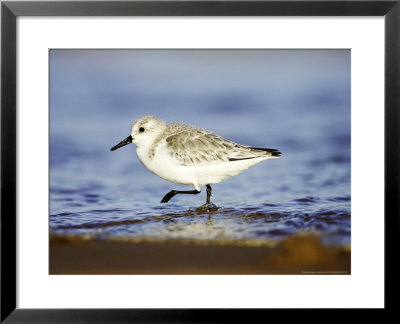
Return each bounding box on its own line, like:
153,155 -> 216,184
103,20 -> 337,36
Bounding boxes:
165,127 -> 279,166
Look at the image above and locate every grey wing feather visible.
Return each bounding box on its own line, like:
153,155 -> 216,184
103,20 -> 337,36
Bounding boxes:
165,130 -> 231,166
165,126 -> 280,166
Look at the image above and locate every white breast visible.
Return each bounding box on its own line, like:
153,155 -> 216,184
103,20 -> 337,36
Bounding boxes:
136,141 -> 269,191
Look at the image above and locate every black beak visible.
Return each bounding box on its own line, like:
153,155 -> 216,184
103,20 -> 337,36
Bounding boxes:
110,135 -> 133,151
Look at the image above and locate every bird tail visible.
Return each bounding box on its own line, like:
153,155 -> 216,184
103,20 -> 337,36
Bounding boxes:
228,147 -> 281,162
250,147 -> 282,157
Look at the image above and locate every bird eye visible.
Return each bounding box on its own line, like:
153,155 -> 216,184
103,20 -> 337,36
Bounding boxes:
139,127 -> 145,133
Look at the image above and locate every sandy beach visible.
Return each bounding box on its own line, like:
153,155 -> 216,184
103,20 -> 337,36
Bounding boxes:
50,234 -> 350,275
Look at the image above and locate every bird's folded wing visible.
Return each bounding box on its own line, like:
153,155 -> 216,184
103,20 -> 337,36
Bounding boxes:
165,131 -> 271,166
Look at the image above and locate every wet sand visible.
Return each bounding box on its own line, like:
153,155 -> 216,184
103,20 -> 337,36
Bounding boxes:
50,234 -> 350,274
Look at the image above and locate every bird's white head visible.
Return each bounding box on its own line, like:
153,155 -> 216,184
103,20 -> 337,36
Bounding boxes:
110,116 -> 166,151
130,116 -> 166,147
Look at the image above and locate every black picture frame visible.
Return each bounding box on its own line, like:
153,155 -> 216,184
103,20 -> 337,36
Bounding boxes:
1,0 -> 398,321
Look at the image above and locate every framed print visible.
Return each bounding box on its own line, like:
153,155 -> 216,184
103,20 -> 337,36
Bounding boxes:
1,0 -> 399,321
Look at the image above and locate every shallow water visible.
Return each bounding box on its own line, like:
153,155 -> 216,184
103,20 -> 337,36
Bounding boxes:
50,50 -> 350,246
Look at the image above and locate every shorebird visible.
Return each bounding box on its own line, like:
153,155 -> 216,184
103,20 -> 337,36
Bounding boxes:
111,116 -> 281,208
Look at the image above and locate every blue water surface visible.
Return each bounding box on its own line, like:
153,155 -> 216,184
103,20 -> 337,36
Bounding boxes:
50,50 -> 350,246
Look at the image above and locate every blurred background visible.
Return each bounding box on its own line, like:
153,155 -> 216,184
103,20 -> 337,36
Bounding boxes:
50,50 -> 350,246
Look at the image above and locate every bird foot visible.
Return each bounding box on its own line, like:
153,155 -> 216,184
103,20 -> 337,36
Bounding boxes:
196,203 -> 219,212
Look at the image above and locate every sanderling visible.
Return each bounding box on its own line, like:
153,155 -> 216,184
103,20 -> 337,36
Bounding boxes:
111,116 -> 281,207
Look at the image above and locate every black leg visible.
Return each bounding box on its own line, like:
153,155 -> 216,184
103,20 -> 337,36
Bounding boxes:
196,184 -> 218,212
206,184 -> 212,204
160,189 -> 201,203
